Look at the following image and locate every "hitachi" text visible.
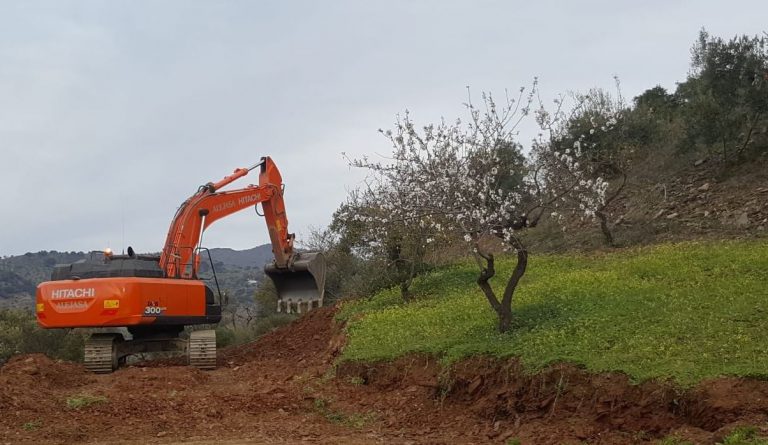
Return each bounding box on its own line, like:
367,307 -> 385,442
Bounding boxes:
50,288 -> 96,299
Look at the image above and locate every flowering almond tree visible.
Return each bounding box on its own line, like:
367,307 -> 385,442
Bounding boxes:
351,87 -> 607,332
531,85 -> 626,246
335,185 -> 441,302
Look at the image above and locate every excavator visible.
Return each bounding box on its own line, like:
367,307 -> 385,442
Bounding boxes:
35,157 -> 326,373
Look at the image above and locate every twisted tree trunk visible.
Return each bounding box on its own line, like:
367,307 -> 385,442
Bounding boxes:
476,247 -> 528,333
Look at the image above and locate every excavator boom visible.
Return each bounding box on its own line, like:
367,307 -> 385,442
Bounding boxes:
156,156 -> 325,309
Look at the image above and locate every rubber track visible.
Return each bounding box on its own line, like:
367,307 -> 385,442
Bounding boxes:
189,330 -> 216,370
84,334 -> 117,374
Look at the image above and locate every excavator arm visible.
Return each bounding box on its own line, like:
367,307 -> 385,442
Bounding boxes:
158,156 -> 325,310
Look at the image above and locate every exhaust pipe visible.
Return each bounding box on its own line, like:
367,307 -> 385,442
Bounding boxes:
264,252 -> 326,313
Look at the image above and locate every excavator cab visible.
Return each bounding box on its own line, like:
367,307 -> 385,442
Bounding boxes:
265,252 -> 326,313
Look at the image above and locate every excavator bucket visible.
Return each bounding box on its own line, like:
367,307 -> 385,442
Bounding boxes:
265,252 -> 326,313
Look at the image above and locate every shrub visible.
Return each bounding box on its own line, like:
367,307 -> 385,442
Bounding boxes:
0,309 -> 87,363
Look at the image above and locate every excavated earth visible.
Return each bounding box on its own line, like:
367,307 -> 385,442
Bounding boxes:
2,307 -> 768,444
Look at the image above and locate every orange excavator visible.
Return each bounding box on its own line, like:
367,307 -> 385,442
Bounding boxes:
35,157 -> 325,373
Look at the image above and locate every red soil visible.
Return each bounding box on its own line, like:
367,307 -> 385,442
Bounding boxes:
1,307 -> 767,444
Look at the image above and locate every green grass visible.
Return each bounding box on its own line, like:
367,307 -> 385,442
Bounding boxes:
65,393 -> 108,409
657,437 -> 693,445
720,426 -> 768,445
338,240 -> 768,385
21,419 -> 42,431
312,397 -> 377,428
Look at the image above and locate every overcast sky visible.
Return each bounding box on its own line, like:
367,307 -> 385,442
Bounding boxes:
0,1 -> 765,256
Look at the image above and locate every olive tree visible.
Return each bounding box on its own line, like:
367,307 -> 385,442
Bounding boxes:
681,30 -> 768,163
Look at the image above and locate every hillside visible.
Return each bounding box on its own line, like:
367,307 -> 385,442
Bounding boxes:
208,245 -> 274,269
339,240 -> 768,385
5,249 -> 768,445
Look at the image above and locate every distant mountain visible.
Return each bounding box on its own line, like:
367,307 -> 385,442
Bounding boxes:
0,245 -> 274,307
208,245 -> 274,269
0,251 -> 88,295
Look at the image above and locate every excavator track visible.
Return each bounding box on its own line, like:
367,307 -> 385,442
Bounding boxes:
84,333 -> 119,374
188,330 -> 216,370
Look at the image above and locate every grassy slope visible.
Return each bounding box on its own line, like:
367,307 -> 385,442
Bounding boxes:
338,240 -> 768,385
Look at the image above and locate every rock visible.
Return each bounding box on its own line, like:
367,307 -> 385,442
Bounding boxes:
735,212 -> 750,227
467,376 -> 483,394
500,430 -> 518,441
698,183 -> 710,192
666,212 -> 679,219
20,366 -> 38,375
694,158 -> 707,167
704,211 -> 710,217
156,431 -> 168,438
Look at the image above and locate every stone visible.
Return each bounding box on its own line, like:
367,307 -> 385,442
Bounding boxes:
735,212 -> 750,227
694,158 -> 706,166
666,212 -> 679,219
698,183 -> 710,192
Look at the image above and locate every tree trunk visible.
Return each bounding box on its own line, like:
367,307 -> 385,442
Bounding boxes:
594,172 -> 625,247
400,280 -> 411,303
721,137 -> 728,165
475,246 -> 528,333
230,308 -> 238,330
476,251 -> 500,309
497,299 -> 513,332
498,247 -> 528,333
737,111 -> 761,161
399,253 -> 419,303
595,210 -> 614,247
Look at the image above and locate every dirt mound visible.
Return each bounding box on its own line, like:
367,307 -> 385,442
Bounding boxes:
1,353 -> 90,388
222,305 -> 345,366
3,308 -> 768,444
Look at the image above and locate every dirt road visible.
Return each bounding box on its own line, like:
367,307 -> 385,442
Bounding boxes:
2,308 -> 767,444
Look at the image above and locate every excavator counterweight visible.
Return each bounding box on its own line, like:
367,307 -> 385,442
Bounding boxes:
35,156 -> 325,373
